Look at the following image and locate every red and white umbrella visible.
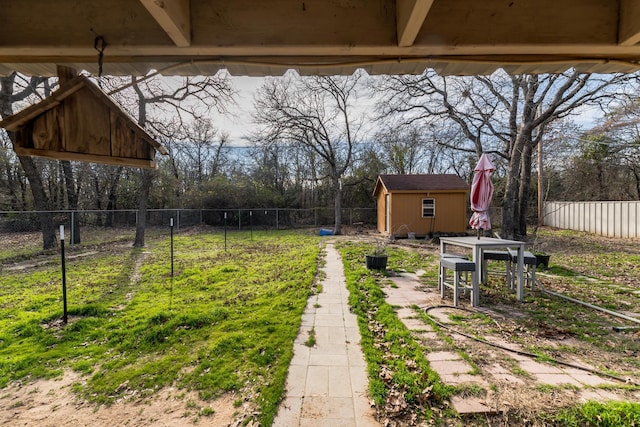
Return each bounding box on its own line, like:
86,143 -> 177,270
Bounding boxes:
469,153 -> 496,236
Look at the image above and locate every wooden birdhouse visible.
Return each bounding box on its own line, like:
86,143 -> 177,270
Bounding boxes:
0,75 -> 166,169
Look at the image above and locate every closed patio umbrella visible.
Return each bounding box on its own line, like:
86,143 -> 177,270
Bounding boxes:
469,153 -> 495,237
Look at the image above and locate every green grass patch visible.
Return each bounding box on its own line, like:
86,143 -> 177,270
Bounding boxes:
552,400 -> 640,426
337,241 -> 453,423
0,230 -> 320,426
304,327 -> 317,347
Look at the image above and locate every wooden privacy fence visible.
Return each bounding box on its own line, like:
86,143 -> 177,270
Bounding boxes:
543,201 -> 640,238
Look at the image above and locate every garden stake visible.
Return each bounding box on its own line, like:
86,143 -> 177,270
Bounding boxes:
250,211 -> 253,241
60,225 -> 68,324
169,218 -> 175,310
224,212 -> 227,251
170,218 -> 174,277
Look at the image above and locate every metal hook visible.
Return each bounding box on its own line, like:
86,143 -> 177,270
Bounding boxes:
93,35 -> 107,78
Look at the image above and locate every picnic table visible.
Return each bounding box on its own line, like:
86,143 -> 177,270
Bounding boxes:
439,236 -> 526,305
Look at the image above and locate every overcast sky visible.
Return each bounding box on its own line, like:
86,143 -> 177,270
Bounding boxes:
215,74 -> 604,148
215,76 -> 264,146
217,74 -> 380,146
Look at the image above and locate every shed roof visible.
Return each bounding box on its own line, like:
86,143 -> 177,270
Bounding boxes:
374,174 -> 469,196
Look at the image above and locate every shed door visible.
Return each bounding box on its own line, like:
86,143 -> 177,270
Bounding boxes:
385,194 -> 390,232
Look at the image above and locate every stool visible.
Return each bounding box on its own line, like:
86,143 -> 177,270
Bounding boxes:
482,250 -> 511,287
439,256 -> 477,306
508,248 -> 537,290
438,253 -> 468,292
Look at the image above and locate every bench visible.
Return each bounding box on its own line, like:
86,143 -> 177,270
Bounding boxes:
482,250 -> 511,287
439,256 -> 477,306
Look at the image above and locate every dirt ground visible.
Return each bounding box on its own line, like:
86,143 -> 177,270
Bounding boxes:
0,370 -> 246,427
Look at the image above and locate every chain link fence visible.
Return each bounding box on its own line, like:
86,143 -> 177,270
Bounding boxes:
0,207 -> 376,234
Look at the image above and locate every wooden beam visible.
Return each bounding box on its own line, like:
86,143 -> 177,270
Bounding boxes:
14,147 -> 157,169
0,0 -> 624,55
3,0 -> 640,76
619,0 -> 640,46
397,0 -> 434,47
139,0 -> 191,47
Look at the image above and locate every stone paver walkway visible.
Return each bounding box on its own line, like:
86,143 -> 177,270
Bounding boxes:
385,271 -> 633,413
273,243 -> 379,427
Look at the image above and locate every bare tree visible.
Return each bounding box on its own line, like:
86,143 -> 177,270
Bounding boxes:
178,119 -> 229,189
253,73 -> 365,234
374,122 -> 447,174
100,74 -> 235,247
249,142 -> 292,205
566,104 -> 640,200
375,69 -> 638,239
0,72 -> 59,249
0,131 -> 29,210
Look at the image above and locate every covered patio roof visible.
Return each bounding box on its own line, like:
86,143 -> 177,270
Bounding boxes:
2,0 -> 640,77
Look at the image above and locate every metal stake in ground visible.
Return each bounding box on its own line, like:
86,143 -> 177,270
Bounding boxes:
169,217 -> 174,310
224,212 -> 227,251
250,210 -> 253,241
170,218 -> 174,277
60,225 -> 68,324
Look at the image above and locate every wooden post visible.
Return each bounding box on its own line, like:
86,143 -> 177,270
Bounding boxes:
57,65 -> 77,83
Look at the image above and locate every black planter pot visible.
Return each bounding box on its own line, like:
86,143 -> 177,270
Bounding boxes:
365,255 -> 388,270
535,254 -> 550,269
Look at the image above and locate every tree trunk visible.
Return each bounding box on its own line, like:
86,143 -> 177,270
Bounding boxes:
61,160 -> 81,244
134,169 -> 152,247
19,156 -> 57,249
502,135 -> 526,240
517,143 -> 533,237
132,78 -> 151,248
18,170 -> 28,210
598,163 -> 607,200
170,158 -> 181,208
633,168 -> 640,200
3,160 -> 22,210
333,174 -> 342,235
106,167 -> 122,227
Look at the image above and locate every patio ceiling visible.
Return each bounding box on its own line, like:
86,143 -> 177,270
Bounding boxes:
2,0 -> 640,77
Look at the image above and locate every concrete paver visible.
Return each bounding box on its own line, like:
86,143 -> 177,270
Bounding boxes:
570,372 -> 616,387
384,270 -> 630,415
426,351 -> 459,362
273,244 -> 379,426
450,396 -> 495,414
485,363 -> 524,384
401,316 -> 432,331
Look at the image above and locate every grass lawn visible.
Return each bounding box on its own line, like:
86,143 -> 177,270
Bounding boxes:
2,226 -> 640,426
0,229 -> 320,425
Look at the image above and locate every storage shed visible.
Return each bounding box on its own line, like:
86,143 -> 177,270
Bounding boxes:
373,174 -> 470,237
